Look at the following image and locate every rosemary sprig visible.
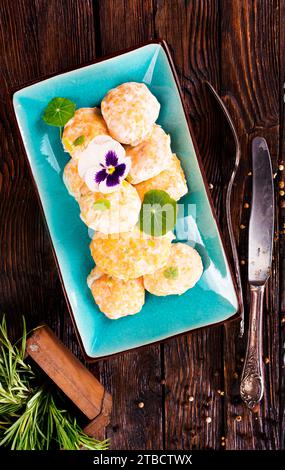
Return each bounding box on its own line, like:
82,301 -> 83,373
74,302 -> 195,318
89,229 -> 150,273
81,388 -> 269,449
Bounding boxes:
0,315 -> 109,450
0,317 -> 35,418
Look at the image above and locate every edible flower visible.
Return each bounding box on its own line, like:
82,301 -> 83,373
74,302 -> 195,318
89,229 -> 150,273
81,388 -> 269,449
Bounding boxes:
78,136 -> 131,193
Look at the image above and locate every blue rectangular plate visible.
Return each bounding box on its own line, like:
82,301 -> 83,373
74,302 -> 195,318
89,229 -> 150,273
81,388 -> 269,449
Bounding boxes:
13,41 -> 239,360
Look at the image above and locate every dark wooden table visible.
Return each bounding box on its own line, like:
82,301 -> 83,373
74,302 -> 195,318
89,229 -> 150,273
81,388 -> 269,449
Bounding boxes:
0,0 -> 284,450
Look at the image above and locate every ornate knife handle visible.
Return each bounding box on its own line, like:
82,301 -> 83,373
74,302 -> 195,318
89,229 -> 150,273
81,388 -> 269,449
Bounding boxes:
240,284 -> 265,410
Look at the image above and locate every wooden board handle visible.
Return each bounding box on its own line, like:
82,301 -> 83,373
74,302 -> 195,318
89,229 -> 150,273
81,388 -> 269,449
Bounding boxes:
26,325 -> 112,421
83,391 -> 112,440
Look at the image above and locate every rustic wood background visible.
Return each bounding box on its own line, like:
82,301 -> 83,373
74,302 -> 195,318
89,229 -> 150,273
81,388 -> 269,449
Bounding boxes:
0,0 -> 284,450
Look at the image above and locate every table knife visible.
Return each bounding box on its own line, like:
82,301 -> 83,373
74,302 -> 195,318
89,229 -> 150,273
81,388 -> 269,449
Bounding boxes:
240,137 -> 274,410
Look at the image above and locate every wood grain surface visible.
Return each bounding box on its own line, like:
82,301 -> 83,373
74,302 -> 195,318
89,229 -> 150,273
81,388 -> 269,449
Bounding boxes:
0,0 -> 284,450
220,0 -> 280,450
279,0 -> 285,449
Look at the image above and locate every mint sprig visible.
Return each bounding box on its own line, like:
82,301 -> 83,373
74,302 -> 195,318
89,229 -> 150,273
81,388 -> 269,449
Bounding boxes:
73,135 -> 85,146
164,266 -> 179,279
42,97 -> 76,127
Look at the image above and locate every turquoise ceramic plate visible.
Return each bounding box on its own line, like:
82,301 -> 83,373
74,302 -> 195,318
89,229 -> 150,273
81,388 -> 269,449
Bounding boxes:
13,41 -> 239,360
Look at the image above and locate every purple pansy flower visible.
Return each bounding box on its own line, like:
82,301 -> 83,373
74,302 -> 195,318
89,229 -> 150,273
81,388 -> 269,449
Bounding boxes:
78,136 -> 131,193
95,150 -> 127,187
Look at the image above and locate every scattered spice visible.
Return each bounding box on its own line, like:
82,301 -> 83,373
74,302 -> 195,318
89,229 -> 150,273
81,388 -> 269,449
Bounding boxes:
279,164 -> 284,171
205,417 -> 212,424
209,183 -> 214,190
235,415 -> 242,422
264,357 -> 270,364
240,259 -> 246,265
244,203 -> 250,209
280,190 -> 285,196
279,181 -> 285,189
240,224 -> 246,230
138,402 -> 145,409
188,396 -> 194,402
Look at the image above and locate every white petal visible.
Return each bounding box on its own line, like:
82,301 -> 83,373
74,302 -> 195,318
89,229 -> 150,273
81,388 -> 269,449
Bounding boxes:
78,143 -> 105,178
84,166 -> 102,192
92,135 -> 113,145
108,139 -> 126,160
98,179 -> 120,194
78,135 -> 126,178
123,156 -> 132,176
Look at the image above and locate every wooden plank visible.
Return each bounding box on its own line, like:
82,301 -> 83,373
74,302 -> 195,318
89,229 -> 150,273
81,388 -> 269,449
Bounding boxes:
220,0 -> 280,449
0,0 -> 64,342
34,0 -> 96,74
0,0 -> 96,350
0,1 -> 42,336
98,0 -> 154,55
279,0 -> 285,450
96,0 -> 163,450
99,349 -> 163,449
154,0 -> 225,449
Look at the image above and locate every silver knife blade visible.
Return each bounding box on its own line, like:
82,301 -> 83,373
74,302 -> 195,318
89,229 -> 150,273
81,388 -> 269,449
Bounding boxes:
248,137 -> 274,285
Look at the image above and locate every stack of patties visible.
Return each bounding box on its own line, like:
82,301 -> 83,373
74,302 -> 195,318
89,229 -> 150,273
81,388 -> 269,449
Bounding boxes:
62,82 -> 202,319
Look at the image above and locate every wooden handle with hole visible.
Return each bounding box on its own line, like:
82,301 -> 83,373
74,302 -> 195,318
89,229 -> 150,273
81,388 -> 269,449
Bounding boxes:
26,325 -> 112,433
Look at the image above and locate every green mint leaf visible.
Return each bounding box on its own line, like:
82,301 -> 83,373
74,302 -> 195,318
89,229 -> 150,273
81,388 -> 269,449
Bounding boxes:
139,189 -> 177,236
42,97 -> 76,127
164,266 -> 179,279
73,135 -> 85,146
93,199 -> 111,211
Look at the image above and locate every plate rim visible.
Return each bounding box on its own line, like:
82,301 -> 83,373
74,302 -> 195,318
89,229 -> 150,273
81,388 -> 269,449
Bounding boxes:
10,39 -> 241,361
